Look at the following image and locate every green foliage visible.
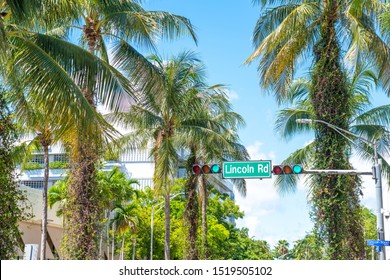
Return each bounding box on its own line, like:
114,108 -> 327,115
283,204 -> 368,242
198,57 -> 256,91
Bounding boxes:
362,207 -> 377,259
272,240 -> 291,260
291,234 -> 325,260
309,7 -> 365,259
290,207 -> 376,260
23,160 -> 69,170
23,161 -> 43,170
103,150 -> 120,161
0,89 -> 32,259
49,161 -> 69,169
49,167 -> 140,259
121,181 -> 272,260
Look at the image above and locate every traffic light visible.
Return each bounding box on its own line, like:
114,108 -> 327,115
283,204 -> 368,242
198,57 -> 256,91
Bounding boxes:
192,164 -> 221,174
272,164 -> 303,175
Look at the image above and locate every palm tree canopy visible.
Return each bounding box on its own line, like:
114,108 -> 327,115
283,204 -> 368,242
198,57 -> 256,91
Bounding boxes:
247,0 -> 390,99
274,64 -> 390,194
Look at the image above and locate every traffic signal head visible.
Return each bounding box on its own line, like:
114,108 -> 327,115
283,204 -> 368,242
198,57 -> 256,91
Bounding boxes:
192,164 -> 221,174
192,165 -> 202,174
272,164 -> 303,175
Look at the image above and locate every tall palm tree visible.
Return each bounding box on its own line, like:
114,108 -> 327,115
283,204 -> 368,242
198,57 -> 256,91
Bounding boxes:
13,89 -> 70,260
108,51 -> 221,260
181,92 -> 249,259
247,0 -> 389,259
54,0 -> 197,260
273,64 -> 390,258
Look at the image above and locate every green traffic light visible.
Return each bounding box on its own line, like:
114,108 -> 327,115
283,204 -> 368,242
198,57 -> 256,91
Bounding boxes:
292,165 -> 303,174
211,164 -> 220,173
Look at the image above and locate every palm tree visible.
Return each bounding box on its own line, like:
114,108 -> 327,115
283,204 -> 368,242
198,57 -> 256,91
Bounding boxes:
181,92 -> 249,259
48,168 -> 139,259
378,3 -> 390,91
52,0 -> 198,260
112,202 -> 139,260
247,0 -> 389,259
108,51 -> 220,260
1,1 -> 118,134
13,91 -> 69,260
96,167 -> 139,259
273,240 -> 290,259
273,64 -> 390,258
48,179 -> 68,219
2,2 -> 132,260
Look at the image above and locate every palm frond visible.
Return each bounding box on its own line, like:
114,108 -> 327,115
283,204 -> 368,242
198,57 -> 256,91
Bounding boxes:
111,39 -> 165,103
230,178 -> 247,198
5,0 -> 80,28
274,142 -> 315,194
145,11 -> 198,44
282,78 -> 311,104
10,34 -> 121,141
354,105 -> 390,127
275,108 -> 313,140
31,33 -> 138,110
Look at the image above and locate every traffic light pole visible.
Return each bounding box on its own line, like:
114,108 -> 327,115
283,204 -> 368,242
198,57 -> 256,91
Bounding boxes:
373,143 -> 386,260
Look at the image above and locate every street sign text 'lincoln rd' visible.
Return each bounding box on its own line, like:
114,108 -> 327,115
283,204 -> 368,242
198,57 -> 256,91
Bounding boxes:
222,160 -> 272,179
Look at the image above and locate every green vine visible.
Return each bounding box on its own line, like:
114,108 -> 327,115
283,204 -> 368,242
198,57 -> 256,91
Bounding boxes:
309,5 -> 365,260
61,141 -> 102,260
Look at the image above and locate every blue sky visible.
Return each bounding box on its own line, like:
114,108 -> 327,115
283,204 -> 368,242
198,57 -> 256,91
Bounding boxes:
143,0 -> 389,248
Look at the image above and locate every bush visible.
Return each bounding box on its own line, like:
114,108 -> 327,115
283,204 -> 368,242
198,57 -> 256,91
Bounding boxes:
23,162 -> 43,170
49,161 -> 69,169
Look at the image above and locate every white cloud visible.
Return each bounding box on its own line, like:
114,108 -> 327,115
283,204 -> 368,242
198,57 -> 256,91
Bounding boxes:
226,90 -> 239,101
246,141 -> 276,161
350,154 -> 376,209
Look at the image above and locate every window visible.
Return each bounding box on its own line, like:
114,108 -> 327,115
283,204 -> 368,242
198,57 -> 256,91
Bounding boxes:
31,155 -> 44,164
53,154 -> 68,162
21,181 -> 44,190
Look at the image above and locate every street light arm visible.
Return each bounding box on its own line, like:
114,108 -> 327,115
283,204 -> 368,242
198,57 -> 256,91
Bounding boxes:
296,118 -> 375,146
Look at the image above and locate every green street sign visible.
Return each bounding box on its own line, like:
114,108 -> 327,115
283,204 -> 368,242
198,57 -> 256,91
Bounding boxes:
222,160 -> 272,179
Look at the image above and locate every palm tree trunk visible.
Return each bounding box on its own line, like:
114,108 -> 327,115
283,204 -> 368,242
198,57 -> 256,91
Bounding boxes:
310,3 -> 365,259
40,142 -> 50,260
106,209 -> 110,260
199,176 -> 208,259
64,142 -> 100,259
132,238 -> 136,260
62,14 -> 102,260
120,236 -> 125,260
184,174 -> 198,259
163,194 -> 171,260
111,221 -> 116,260
184,150 -> 198,260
